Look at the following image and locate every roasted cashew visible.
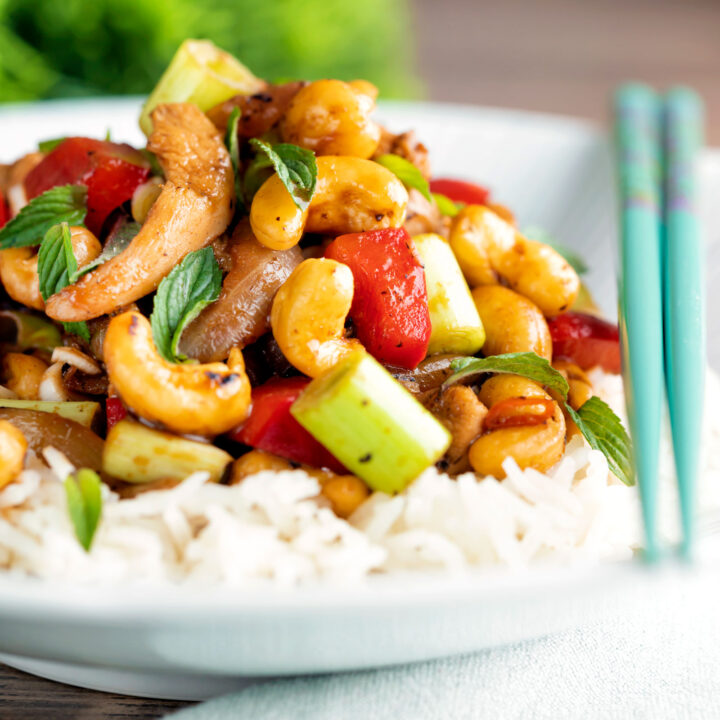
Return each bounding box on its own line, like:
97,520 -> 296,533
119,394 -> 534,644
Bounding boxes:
471,285 -> 552,360
449,205 -> 580,316
270,258 -> 362,377
45,103 -> 234,322
469,375 -> 566,478
2,352 -> 48,400
250,156 -> 408,250
103,311 -> 251,436
0,226 -> 102,311
0,420 -> 27,489
280,79 -> 381,158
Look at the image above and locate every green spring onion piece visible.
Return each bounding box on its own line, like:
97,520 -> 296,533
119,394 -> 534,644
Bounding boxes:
412,233 -> 485,356
0,310 -> 61,351
0,399 -> 99,429
291,352 -> 451,494
139,39 -> 263,135
103,419 -> 232,484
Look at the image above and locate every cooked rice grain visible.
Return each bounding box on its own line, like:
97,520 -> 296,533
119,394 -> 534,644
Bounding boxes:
1,370 -> 719,585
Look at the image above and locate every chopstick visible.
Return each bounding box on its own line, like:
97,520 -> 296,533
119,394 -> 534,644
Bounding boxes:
662,88 -> 705,559
614,84 -> 665,561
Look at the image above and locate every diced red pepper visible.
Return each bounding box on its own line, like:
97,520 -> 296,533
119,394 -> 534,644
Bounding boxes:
24,138 -> 150,236
548,312 -> 621,374
105,397 -> 128,431
325,228 -> 431,369
429,178 -> 490,206
483,397 -> 555,432
0,194 -> 8,229
229,377 -> 346,473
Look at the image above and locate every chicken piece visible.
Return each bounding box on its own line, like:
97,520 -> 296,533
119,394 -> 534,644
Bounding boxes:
431,385 -> 488,474
45,104 -> 233,322
178,221 -> 303,362
206,81 -> 307,136
374,128 -> 431,179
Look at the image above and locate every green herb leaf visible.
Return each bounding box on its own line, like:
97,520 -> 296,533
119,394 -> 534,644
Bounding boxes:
0,185 -> 87,250
150,247 -> 222,363
445,352 -> 570,398
64,468 -> 103,552
37,223 -> 78,301
522,226 -> 588,275
73,220 -> 141,280
38,136 -> 67,153
37,223 -> 90,341
140,149 -> 163,177
432,192 -> 461,217
248,139 -> 317,210
566,397 -> 634,486
243,153 -> 274,204
375,153 -> 432,202
224,106 -> 245,214
446,351 -> 634,487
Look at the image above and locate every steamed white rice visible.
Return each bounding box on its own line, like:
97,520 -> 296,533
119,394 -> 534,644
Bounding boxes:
2,369 -> 719,586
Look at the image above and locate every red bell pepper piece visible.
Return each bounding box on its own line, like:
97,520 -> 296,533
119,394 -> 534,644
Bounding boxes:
229,377 -> 346,473
0,194 -> 8,229
429,178 -> 490,206
548,312 -> 621,374
24,138 -> 150,236
325,228 -> 431,369
105,397 -> 128,431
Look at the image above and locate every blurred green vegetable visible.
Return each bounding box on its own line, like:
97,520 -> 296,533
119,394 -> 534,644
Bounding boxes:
1,0 -> 421,102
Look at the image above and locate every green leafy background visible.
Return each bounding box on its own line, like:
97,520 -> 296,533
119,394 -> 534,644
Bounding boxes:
0,0 -> 421,102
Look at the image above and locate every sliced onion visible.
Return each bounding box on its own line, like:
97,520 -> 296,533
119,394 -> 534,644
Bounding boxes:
178,221 -> 302,362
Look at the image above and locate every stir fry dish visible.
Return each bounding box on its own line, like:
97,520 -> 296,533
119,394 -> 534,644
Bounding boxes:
0,40 -> 632,555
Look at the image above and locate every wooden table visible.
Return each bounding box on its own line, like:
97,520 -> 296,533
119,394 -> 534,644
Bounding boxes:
2,0 -> 717,717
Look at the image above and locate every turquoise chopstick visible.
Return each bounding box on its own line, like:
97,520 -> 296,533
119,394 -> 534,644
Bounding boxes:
614,84 -> 664,562
662,88 -> 705,559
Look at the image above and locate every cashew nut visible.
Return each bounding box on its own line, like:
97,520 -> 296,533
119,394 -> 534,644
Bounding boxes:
250,156 -> 408,250
0,226 -> 102,311
280,79 -> 381,158
103,311 -> 251,435
270,258 -> 362,377
1,352 -> 48,400
0,420 -> 27,489
471,285 -> 552,360
469,375 -> 566,478
45,103 -> 234,322
449,205 -> 580,316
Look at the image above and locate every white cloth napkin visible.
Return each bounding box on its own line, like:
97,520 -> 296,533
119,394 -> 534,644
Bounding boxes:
167,566 -> 720,720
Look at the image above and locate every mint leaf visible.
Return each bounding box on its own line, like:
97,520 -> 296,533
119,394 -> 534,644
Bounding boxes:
375,153 -> 431,202
150,247 -> 222,363
522,226 -> 588,275
445,352 -> 570,398
249,139 -> 317,210
0,185 -> 87,250
140,149 -> 163,177
37,223 -> 78,300
225,107 -> 245,213
445,351 -> 634,487
566,397 -> 634,486
73,220 -> 140,280
65,468 -> 103,551
37,223 -> 90,341
38,137 -> 67,153
432,192 -> 461,217
243,153 -> 274,204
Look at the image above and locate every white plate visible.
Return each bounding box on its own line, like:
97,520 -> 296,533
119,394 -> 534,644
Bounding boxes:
0,99 -> 718,700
